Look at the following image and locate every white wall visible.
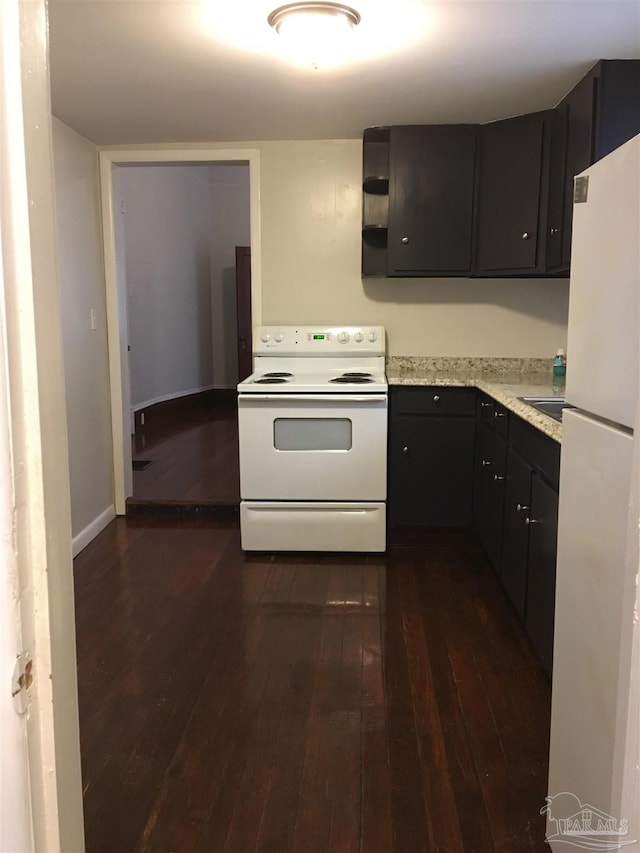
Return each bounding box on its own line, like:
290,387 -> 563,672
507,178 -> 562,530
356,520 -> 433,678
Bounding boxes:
120,165 -> 216,408
209,163 -> 250,388
52,118 -> 115,553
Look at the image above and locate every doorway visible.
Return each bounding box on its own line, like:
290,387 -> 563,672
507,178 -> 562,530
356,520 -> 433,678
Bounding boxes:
99,148 -> 262,514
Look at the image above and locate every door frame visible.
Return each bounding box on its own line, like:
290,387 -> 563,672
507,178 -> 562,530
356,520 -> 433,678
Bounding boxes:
99,148 -> 262,514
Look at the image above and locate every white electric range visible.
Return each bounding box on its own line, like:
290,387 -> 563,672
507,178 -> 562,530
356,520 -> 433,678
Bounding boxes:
237,326 -> 388,552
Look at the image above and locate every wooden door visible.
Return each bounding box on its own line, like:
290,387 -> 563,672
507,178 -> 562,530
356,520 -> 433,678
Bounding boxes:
235,246 -> 252,381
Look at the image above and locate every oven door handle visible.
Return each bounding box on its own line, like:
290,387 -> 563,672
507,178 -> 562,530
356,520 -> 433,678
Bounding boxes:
238,394 -> 388,404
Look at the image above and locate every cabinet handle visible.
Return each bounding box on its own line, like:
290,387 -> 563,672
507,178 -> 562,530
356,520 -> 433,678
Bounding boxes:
516,503 -> 529,512
402,446 -> 409,455
494,411 -> 507,419
433,394 -> 440,403
521,232 -> 531,240
549,227 -> 559,235
493,474 -> 505,481
401,236 -> 409,244
481,402 -> 493,408
482,460 -> 492,467
524,517 -> 540,525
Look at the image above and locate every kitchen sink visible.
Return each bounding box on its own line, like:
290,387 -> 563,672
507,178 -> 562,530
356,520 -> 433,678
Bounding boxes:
518,396 -> 575,422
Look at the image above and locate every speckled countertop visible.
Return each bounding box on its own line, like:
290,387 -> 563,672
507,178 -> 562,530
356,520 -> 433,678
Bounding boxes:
386,357 -> 564,443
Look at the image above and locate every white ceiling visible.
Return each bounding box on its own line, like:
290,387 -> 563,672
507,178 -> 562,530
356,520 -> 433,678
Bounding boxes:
48,0 -> 640,145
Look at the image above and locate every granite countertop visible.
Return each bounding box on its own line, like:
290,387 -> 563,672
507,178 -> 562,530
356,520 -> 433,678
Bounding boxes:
386,357 -> 564,443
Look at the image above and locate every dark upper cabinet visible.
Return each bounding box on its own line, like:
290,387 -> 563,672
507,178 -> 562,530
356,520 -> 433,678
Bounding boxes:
387,125 -> 477,275
362,59 -> 640,279
545,107 -> 568,270
547,59 -> 640,271
475,111 -> 553,275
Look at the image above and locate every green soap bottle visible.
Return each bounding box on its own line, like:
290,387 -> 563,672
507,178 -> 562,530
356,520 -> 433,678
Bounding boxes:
553,348 -> 567,378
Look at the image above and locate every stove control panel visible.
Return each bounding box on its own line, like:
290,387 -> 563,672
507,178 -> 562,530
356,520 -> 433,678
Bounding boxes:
253,326 -> 386,356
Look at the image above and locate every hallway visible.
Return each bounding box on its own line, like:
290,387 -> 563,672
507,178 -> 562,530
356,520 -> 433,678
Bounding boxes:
131,391 -> 239,506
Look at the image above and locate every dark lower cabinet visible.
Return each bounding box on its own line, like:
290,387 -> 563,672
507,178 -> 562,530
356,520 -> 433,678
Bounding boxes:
525,477 -> 559,678
390,384 -> 560,679
474,422 -> 508,571
474,400 -> 560,679
388,387 -> 476,529
501,448 -> 533,620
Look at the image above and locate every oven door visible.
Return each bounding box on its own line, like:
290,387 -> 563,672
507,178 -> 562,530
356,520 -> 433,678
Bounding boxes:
238,393 -> 387,501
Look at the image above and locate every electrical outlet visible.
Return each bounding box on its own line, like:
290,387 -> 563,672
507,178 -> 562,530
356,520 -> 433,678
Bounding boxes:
90,308 -> 98,331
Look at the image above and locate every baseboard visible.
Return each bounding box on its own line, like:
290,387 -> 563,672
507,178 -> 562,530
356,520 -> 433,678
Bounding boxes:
133,385 -> 217,412
72,504 -> 116,557
133,388 -> 236,432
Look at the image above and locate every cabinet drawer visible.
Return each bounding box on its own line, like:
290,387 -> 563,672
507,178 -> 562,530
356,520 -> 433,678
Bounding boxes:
392,387 -> 476,416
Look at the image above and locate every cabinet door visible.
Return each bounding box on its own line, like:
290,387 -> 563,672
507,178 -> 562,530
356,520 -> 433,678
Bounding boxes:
474,425 -> 507,572
389,414 -> 475,528
561,69 -> 597,268
388,125 -> 477,274
525,476 -> 559,678
501,449 -> 533,619
475,111 -> 551,273
553,60 -> 640,271
545,106 -> 568,270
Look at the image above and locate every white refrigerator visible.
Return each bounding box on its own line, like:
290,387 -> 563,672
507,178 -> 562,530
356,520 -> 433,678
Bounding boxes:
546,135 -> 640,849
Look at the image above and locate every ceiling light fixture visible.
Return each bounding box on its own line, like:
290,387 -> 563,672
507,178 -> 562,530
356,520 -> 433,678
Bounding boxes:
268,2 -> 362,69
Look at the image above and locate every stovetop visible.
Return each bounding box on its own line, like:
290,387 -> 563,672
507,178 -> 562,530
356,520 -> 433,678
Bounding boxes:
238,326 -> 388,394
238,361 -> 388,393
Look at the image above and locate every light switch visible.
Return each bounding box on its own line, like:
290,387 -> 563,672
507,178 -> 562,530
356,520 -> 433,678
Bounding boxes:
90,308 -> 98,331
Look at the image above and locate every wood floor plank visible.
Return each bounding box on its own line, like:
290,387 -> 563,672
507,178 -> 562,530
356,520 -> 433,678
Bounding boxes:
412,548 -> 497,853
395,553 -> 465,853
360,563 -> 394,853
290,565 -> 346,853
384,557 -> 431,853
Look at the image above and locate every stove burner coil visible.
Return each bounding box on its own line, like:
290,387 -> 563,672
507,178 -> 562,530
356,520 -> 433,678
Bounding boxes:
330,376 -> 374,384
340,372 -> 373,378
262,372 -> 294,378
255,377 -> 289,384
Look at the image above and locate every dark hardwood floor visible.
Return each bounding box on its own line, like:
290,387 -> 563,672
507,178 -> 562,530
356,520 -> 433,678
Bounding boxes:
132,391 -> 239,504
74,518 -> 551,853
